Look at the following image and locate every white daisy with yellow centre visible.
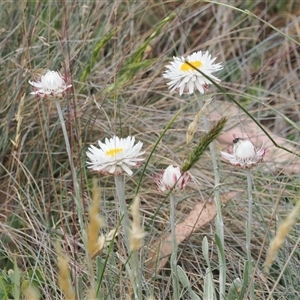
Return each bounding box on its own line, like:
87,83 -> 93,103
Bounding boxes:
86,135 -> 145,176
163,51 -> 223,95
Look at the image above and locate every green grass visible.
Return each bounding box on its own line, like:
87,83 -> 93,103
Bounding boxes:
1,1 -> 300,299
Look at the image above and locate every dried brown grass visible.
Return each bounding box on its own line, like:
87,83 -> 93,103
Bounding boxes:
0,1 -> 300,299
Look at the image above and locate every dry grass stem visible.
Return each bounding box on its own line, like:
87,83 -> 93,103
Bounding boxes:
186,97 -> 212,145
23,285 -> 40,300
11,94 -> 25,149
146,192 -> 237,272
182,116 -> 228,172
2,2 -> 300,299
264,200 -> 300,273
86,288 -> 97,300
130,195 -> 146,252
56,244 -> 74,300
87,178 -> 105,257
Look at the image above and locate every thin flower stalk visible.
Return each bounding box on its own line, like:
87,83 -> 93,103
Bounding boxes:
114,175 -> 131,249
153,165 -> 190,300
170,193 -> 180,300
220,138 -> 266,299
55,100 -> 84,234
114,175 -> 142,300
198,98 -> 226,300
129,196 -> 145,300
245,168 -> 254,299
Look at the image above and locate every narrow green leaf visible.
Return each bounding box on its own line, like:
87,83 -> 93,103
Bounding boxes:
190,290 -> 202,300
177,265 -> 190,289
13,260 -> 20,300
203,267 -> 214,300
0,274 -> 9,300
202,236 -> 209,265
227,277 -> 242,300
215,233 -> 226,266
79,29 -> 115,82
238,261 -> 250,300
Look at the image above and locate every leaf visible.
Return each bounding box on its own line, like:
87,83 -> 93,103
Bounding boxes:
146,192 -> 237,273
177,266 -> 202,300
190,290 -> 202,300
215,233 -> 226,269
226,278 -> 242,300
177,266 -> 190,289
203,267 -> 214,300
202,237 -> 216,300
79,29 -> 115,82
238,261 -> 250,300
202,236 -> 209,265
13,260 -> 20,300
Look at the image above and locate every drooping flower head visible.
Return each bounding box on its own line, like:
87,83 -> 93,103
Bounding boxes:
163,50 -> 223,95
153,165 -> 190,192
220,138 -> 267,169
29,70 -> 72,98
86,135 -> 145,176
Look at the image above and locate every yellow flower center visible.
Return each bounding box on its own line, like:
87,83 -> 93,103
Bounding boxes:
106,147 -> 123,157
180,60 -> 202,72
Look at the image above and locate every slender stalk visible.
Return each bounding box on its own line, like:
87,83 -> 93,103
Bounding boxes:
55,100 -> 84,300
245,169 -> 254,299
114,175 -> 142,300
198,98 -> 225,299
170,193 -> 180,300
55,100 -> 84,230
114,175 -> 131,248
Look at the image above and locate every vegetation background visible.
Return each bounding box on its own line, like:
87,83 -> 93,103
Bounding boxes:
0,0 -> 300,299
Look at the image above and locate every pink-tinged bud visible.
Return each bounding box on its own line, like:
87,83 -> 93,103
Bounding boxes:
153,165 -> 190,192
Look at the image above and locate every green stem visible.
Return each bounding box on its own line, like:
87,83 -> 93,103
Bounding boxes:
114,175 -> 131,248
55,100 -> 85,299
184,60 -> 299,158
55,100 -> 84,230
114,175 -> 142,300
245,169 -> 254,299
198,98 -> 225,299
170,193 -> 180,300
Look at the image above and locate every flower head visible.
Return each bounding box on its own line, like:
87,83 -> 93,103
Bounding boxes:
29,70 -> 72,98
163,50 -> 223,95
153,165 -> 190,192
86,135 -> 145,176
220,138 -> 267,169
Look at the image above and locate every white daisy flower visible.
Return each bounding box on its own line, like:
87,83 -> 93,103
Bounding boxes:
163,50 -> 223,95
29,70 -> 72,98
153,165 -> 190,192
220,138 -> 267,169
86,135 -> 145,176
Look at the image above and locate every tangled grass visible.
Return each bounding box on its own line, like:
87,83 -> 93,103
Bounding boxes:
1,1 -> 300,299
